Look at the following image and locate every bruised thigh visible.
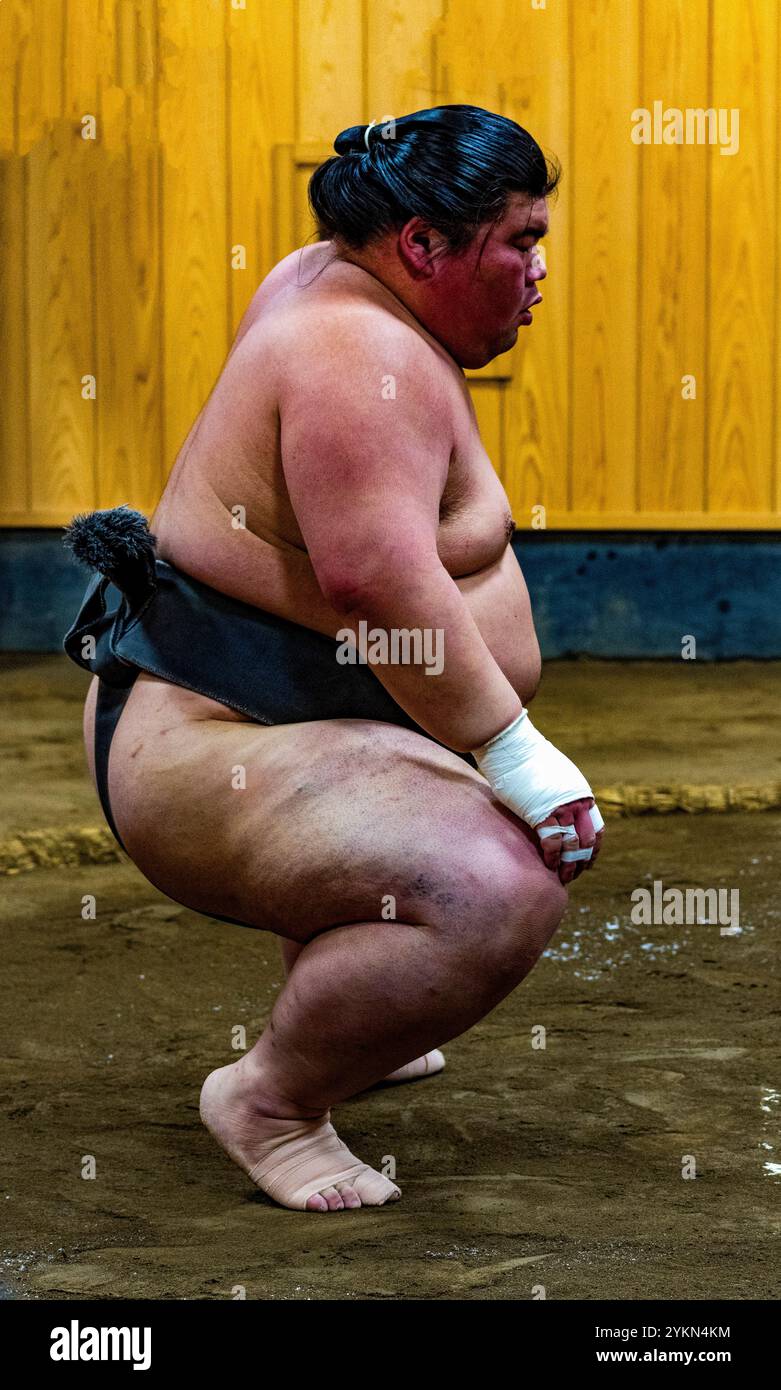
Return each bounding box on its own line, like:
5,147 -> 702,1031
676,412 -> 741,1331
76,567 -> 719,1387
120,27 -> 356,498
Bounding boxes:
97,672 -> 551,940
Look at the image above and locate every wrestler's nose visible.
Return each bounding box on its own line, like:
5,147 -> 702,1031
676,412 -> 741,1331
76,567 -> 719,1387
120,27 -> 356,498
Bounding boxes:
528,250 -> 547,283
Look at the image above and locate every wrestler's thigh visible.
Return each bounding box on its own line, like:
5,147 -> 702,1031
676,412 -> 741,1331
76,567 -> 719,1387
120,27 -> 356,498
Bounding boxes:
105,677 -> 559,941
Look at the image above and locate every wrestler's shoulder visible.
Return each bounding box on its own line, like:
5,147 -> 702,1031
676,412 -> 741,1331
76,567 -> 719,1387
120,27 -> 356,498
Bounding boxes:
270,309 -> 456,427
270,291 -> 432,354
252,260 -> 448,365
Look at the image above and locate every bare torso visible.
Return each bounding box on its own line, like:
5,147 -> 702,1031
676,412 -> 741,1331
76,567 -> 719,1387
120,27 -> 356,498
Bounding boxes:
147,242 -> 539,697
83,240 -> 542,888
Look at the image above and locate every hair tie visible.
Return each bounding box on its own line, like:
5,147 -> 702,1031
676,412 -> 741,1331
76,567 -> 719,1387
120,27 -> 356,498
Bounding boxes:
363,119 -> 378,151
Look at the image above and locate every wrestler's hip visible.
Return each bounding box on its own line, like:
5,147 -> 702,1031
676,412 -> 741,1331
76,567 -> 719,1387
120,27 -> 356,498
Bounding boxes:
83,670 -> 257,788
84,670 -> 490,929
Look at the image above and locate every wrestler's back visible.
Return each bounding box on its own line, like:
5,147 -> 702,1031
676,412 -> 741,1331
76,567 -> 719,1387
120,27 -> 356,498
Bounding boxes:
149,243 -> 539,697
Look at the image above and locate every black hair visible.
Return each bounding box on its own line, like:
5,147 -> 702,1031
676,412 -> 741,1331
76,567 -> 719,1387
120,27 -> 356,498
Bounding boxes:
308,104 -> 560,253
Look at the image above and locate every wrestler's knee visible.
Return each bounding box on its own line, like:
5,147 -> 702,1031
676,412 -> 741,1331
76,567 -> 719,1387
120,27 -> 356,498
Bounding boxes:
411,841 -> 565,972
474,852 -> 567,982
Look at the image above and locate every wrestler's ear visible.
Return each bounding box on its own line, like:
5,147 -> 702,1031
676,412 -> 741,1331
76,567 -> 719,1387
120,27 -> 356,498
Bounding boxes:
397,217 -> 449,277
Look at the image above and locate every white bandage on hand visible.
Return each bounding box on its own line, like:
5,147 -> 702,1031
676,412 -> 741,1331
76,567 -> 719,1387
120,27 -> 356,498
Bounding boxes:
538,805 -> 604,860
472,709 -> 601,836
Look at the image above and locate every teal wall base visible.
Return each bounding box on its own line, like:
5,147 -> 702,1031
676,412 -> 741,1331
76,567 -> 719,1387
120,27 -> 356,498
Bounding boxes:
1,528 -> 779,658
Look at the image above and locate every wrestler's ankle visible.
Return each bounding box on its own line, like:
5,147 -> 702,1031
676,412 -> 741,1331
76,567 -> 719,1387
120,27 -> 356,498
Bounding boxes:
231,1053 -> 327,1123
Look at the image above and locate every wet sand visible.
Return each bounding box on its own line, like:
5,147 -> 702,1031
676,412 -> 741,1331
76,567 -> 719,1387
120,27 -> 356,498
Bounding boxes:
2,811 -> 778,1301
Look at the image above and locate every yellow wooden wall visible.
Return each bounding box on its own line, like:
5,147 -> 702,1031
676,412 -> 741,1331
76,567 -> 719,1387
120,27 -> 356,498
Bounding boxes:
1,0 -> 779,530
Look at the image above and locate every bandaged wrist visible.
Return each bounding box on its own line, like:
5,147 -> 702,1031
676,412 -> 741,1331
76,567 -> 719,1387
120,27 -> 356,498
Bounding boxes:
472,708 -> 594,829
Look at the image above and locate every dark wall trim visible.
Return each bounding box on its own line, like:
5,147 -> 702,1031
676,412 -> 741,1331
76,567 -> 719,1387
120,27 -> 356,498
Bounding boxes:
513,531 -> 780,658
1,527 -> 779,658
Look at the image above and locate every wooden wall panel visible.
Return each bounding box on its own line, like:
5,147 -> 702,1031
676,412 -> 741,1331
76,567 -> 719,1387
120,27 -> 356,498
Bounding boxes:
26,124 -> 97,520
227,0 -> 296,335
94,0 -> 163,511
0,0 -> 52,522
366,0 -> 445,117
0,0 -> 778,530
776,0 -> 781,519
570,0 -> 639,519
708,0 -> 778,515
157,0 -> 228,469
485,0 -> 570,526
469,384 -> 503,485
0,156 -> 29,516
296,0 -> 363,143
637,0 -> 708,517
0,0 -> 44,155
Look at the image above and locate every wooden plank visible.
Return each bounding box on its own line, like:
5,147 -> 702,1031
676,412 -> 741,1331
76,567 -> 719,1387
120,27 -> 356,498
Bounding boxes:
26,123 -> 96,517
271,143 -> 336,258
18,2 -> 98,520
0,3 -> 37,518
158,0 -> 228,472
430,1 -> 569,517
637,0 -> 708,516
496,0 -> 570,522
2,510 -> 107,527
64,0 -> 102,123
469,383 -> 503,484
524,510 -> 781,531
296,0 -> 363,144
432,0 -> 508,109
0,0 -> 63,156
0,156 -> 30,515
93,0 -> 163,511
366,0 -> 444,117
708,0 -> 777,514
776,4 -> 781,518
294,161 -> 319,245
38,0 -> 67,130
0,1 -> 29,154
570,0 -> 639,516
227,0 -> 295,332
271,143 -> 297,262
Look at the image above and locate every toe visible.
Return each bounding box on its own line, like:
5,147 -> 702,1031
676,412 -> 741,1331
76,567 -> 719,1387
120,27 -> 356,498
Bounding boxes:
305,1192 -> 329,1212
319,1185 -> 345,1211
353,1169 -> 402,1206
335,1182 -> 362,1209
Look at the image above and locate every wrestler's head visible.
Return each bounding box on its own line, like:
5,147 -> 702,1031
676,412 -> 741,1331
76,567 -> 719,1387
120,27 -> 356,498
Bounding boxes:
309,105 -> 559,369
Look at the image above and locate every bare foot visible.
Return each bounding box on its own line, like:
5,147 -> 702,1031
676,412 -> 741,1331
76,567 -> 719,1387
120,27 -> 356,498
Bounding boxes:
381,1049 -> 446,1084
199,1059 -> 401,1213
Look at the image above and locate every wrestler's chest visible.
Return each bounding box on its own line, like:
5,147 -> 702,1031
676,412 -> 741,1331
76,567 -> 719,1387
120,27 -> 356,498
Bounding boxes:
437,434 -> 514,579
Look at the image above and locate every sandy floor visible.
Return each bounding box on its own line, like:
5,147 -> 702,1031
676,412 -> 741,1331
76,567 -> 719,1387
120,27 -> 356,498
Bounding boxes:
1,657 -> 779,1300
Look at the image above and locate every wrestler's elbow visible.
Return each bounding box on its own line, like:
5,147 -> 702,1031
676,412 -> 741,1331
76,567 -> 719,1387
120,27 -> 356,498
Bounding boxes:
318,569 -> 388,617
316,549 -> 428,618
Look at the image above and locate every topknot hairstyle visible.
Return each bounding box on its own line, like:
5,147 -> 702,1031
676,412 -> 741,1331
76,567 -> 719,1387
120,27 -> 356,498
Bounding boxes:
308,105 -> 560,251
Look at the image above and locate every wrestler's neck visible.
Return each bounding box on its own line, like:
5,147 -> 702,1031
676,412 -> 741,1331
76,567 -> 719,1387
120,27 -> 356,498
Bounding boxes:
328,235 -> 470,371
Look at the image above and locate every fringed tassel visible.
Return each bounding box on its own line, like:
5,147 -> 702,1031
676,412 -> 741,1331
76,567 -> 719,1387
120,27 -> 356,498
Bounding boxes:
63,505 -> 157,608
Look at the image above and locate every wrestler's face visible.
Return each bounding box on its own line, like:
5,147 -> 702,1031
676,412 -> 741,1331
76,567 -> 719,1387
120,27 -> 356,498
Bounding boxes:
419,194 -> 549,369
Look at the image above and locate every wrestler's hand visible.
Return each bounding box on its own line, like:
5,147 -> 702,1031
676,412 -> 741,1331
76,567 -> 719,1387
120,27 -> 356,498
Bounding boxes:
536,797 -> 605,885
472,709 -> 605,884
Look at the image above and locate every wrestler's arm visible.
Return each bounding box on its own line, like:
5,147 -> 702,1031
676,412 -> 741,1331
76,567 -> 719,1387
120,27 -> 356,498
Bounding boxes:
277,308 -> 525,753
277,308 -> 603,876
